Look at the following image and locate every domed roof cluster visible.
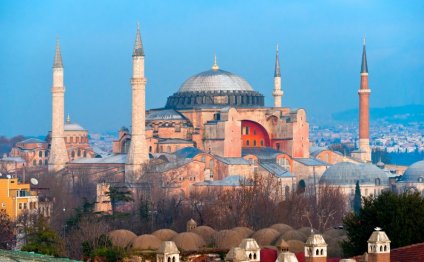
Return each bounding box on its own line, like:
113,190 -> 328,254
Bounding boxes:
106,223 -> 346,257
178,69 -> 254,93
399,160 -> 424,183
320,162 -> 389,185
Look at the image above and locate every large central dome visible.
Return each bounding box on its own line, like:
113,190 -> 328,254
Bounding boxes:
165,61 -> 264,110
178,69 -> 254,93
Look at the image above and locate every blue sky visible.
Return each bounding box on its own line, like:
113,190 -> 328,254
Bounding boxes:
1,0 -> 423,136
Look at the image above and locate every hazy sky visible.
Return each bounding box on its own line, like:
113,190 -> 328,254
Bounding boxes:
1,0 -> 423,136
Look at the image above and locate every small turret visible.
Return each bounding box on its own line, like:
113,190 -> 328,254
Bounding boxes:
367,227 -> 390,262
304,233 -> 327,262
186,218 -> 197,231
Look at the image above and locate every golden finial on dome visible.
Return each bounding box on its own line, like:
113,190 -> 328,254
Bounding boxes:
66,113 -> 71,124
212,53 -> 219,70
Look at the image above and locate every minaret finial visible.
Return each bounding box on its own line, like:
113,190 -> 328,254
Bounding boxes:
361,37 -> 368,73
212,53 -> 219,70
53,37 -> 63,68
133,22 -> 144,57
274,44 -> 281,77
66,113 -> 71,124
363,35 -> 366,46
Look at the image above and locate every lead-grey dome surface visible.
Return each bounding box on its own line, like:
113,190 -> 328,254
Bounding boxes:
399,160 -> 424,183
178,69 -> 254,93
320,162 -> 389,185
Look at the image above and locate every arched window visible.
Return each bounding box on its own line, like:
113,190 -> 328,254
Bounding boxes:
71,151 -> 75,158
384,245 -> 387,251
253,140 -> 257,146
33,160 -> 37,166
172,257 -> 175,262
298,180 -> 306,194
149,146 -> 152,153
39,151 -> 42,157
167,257 -> 171,262
380,246 -> 383,252
276,143 -> 281,150
77,150 -> 81,157
246,140 -> 250,146
321,249 -> 324,255
83,151 -> 87,157
253,253 -> 257,259
316,249 -> 319,255
45,151 -> 49,157
38,160 -> 42,166
375,178 -> 381,186
45,160 -> 48,165
260,140 -> 264,146
249,253 -> 252,259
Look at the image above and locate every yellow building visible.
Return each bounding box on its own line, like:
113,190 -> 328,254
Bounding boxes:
0,177 -> 38,220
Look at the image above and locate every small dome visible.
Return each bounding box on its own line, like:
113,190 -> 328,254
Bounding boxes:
172,232 -> 205,251
152,229 -> 178,241
320,162 -> 389,185
297,227 -> 316,237
252,228 -> 280,246
108,229 -> 137,248
214,230 -> 243,250
399,160 -> 424,183
287,240 -> 305,253
132,234 -> 162,251
231,227 -> 254,238
269,224 -> 293,234
191,226 -> 216,245
178,69 -> 254,93
282,230 -> 307,242
64,122 -> 85,131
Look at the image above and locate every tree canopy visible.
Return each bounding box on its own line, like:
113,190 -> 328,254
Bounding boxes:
342,191 -> 424,257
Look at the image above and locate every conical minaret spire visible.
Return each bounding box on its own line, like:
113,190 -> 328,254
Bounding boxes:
361,37 -> 368,73
126,23 -> 148,181
274,45 -> 281,77
133,23 -> 145,57
53,38 -> 63,68
272,44 -> 283,107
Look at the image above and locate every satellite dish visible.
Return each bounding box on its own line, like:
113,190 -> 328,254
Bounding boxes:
30,178 -> 39,185
6,175 -> 11,179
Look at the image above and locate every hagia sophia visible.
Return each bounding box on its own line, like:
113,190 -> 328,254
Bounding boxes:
2,25 -> 424,203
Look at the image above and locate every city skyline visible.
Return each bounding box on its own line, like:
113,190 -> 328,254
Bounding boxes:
1,0 -> 424,136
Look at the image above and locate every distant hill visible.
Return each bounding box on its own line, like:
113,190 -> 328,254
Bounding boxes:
332,104 -> 424,123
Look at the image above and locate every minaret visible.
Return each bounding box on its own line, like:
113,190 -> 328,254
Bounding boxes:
358,37 -> 371,162
272,45 -> 283,107
48,39 -> 70,172
125,24 -> 148,181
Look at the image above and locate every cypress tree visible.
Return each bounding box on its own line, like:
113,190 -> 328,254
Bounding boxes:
353,180 -> 361,214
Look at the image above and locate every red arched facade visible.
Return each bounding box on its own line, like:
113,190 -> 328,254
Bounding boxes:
241,120 -> 270,147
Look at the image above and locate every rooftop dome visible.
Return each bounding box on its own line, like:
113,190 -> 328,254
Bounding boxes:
399,160 -> 424,183
165,61 -> 264,109
320,162 -> 389,186
214,230 -> 244,250
132,234 -> 162,251
171,232 -> 205,251
152,229 -> 178,241
231,227 -> 254,239
252,228 -> 280,246
178,69 -> 254,93
108,229 -> 137,248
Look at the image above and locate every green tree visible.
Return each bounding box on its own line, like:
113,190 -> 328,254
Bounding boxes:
0,210 -> 15,249
342,191 -> 424,257
106,186 -> 133,213
21,216 -> 63,257
353,180 -> 361,214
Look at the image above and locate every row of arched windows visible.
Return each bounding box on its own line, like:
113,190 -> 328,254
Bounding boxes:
38,151 -> 48,157
33,159 -> 48,166
70,150 -> 87,158
66,136 -> 88,144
